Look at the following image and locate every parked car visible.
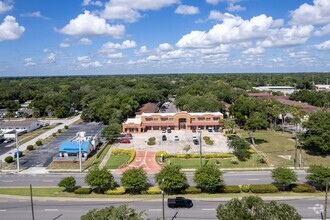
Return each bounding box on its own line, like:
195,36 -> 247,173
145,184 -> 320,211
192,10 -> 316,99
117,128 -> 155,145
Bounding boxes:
214,127 -> 219,132
167,128 -> 172,133
162,129 -> 166,133
192,128 -> 196,133
168,197 -> 193,208
207,127 -> 213,132
13,151 -> 23,158
162,135 -> 167,141
192,135 -> 197,140
193,139 -> 199,145
119,138 -> 131,144
174,135 -> 179,141
3,138 -> 13,144
197,128 -> 201,132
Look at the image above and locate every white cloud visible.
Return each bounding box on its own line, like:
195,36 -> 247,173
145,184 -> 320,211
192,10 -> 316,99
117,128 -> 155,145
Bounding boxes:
101,0 -> 179,23
315,40 -> 330,50
175,5 -> 199,15
59,42 -> 70,48
271,57 -> 283,62
0,16 -> 25,42
208,10 -> 225,21
206,0 -> 220,5
82,0 -> 103,7
288,51 -> 308,58
81,61 -> 102,68
58,11 -> 125,38
24,57 -> 36,67
314,24 -> 330,36
77,56 -> 90,62
43,53 -> 56,64
242,47 -> 265,55
20,11 -> 49,19
43,48 -> 49,53
158,43 -> 173,51
100,40 -> 137,52
0,1 -> 13,14
227,3 -> 245,12
107,52 -> 123,59
78,37 -> 92,45
290,0 -> 330,25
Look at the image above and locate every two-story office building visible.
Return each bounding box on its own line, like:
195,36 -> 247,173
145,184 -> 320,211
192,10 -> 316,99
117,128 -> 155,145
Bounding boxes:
122,111 -> 223,133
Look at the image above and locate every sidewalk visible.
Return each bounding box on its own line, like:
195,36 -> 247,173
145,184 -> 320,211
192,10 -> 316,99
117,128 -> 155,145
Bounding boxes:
0,114 -> 81,161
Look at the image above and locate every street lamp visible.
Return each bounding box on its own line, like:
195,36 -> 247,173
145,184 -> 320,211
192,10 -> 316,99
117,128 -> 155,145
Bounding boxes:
198,129 -> 202,168
15,130 -> 20,172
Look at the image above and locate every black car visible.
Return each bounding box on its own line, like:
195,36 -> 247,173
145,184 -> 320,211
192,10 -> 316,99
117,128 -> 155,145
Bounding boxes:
167,128 -> 171,133
168,197 -> 193,208
193,139 -> 199,145
162,135 -> 167,141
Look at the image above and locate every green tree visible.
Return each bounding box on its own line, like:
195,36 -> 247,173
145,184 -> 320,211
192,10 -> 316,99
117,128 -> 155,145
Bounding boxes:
121,168 -> 149,194
216,196 -> 301,220
193,165 -> 224,193
271,167 -> 298,191
221,118 -> 237,133
58,176 -> 76,192
228,136 -> 251,161
102,122 -> 121,144
155,165 -> 188,194
81,204 -> 144,220
306,165 -> 330,188
244,112 -> 268,146
5,112 -> 14,121
301,111 -> 330,153
85,167 -> 114,194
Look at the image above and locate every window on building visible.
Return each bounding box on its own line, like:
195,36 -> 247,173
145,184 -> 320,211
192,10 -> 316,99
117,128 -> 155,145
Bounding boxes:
206,118 -> 211,121
179,118 -> 186,123
169,118 -> 174,121
191,118 -> 195,122
154,118 -> 158,121
198,117 -> 205,121
213,117 -> 219,121
145,117 -> 152,121
161,117 -> 168,121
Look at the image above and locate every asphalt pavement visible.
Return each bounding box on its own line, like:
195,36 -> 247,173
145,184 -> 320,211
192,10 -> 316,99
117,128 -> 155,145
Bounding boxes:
0,170 -> 307,187
18,122 -> 104,169
0,196 -> 327,219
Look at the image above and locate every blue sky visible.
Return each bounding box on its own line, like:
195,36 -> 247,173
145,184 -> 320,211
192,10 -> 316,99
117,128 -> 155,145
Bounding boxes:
0,0 -> 329,76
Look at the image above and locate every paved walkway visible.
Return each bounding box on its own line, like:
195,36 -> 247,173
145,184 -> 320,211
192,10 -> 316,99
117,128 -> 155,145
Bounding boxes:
0,114 -> 81,161
114,151 -> 161,174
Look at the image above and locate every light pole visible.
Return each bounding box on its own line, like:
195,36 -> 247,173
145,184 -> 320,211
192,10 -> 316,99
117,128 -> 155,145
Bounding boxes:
15,130 -> 20,172
162,179 -> 165,220
198,129 -> 202,168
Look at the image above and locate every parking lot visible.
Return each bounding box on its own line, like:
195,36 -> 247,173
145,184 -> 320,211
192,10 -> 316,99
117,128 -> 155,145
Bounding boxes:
116,129 -> 231,154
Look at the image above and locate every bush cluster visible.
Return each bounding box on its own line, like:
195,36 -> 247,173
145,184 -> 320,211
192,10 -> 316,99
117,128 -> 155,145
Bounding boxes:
112,149 -> 136,164
203,136 -> 214,145
241,184 -> 250,193
146,186 -> 161,194
167,153 -> 234,159
35,140 -> 42,146
74,188 -> 92,194
250,184 -> 278,193
5,156 -> 13,163
64,125 -> 68,129
147,137 -> 156,145
27,145 -> 34,151
185,186 -> 202,194
223,185 -> 241,193
291,184 -> 316,193
106,187 -> 126,195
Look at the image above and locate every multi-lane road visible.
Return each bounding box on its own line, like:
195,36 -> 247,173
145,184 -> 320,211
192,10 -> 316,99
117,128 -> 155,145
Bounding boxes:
0,170 -> 307,187
0,196 -> 327,219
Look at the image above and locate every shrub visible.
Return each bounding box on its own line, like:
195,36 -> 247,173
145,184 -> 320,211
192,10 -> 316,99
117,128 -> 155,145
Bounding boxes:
203,136 -> 214,145
291,184 -> 316,193
185,186 -> 202,194
167,153 -> 234,159
223,185 -> 241,193
258,155 -> 267,164
52,133 -> 57,137
250,184 -> 278,193
64,125 -> 68,129
241,184 -> 250,193
27,145 -> 34,151
146,186 -> 161,194
58,176 -> 76,192
36,140 -> 42,146
111,149 -> 135,165
126,150 -> 136,164
5,156 -> 13,163
156,151 -> 168,158
74,188 -> 91,194
57,129 -> 62,133
106,187 -> 126,195
248,149 -> 255,154
231,158 -> 239,164
147,137 -> 156,145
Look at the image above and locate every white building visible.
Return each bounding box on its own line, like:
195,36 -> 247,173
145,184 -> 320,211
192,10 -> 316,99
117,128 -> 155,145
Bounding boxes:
252,86 -> 296,95
315,84 -> 330,91
0,120 -> 41,133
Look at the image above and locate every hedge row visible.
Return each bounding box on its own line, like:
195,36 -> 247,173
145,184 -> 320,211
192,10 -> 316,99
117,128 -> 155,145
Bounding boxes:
250,184 -> 279,193
112,148 -> 136,164
223,185 -> 241,193
167,153 -> 235,159
106,187 -> 126,195
291,184 -> 316,193
74,188 -> 92,194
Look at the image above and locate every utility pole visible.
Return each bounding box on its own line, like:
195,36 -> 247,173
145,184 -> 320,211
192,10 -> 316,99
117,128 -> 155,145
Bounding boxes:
30,184 -> 35,220
199,130 -> 202,168
15,130 -> 20,172
79,138 -> 82,172
324,180 -> 328,220
162,179 -> 165,220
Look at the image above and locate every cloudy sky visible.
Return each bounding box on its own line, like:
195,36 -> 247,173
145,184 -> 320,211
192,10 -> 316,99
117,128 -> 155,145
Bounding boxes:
0,0 -> 329,76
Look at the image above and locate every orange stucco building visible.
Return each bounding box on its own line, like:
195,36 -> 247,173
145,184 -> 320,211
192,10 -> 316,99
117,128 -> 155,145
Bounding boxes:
122,111 -> 223,133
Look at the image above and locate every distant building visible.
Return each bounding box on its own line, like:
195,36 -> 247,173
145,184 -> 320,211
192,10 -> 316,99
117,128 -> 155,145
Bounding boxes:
0,120 -> 41,133
122,111 -> 223,133
15,109 -> 33,118
252,86 -> 296,95
315,84 -> 330,91
0,109 -> 7,118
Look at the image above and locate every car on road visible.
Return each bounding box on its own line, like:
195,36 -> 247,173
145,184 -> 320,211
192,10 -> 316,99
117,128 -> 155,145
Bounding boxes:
168,197 -> 193,208
3,138 -> 13,144
119,138 -> 131,144
193,139 -> 199,145
174,135 -> 179,141
13,151 -> 23,158
162,135 -> 167,141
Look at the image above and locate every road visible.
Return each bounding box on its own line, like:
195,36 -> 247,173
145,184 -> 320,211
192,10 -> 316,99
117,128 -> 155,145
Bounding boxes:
0,170 -> 307,187
0,196 -> 327,219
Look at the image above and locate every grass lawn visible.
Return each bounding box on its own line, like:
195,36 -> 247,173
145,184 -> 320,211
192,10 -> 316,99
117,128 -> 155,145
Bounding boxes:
18,125 -> 57,145
0,187 -> 325,198
105,154 -> 130,169
237,130 -> 330,167
167,154 -> 267,169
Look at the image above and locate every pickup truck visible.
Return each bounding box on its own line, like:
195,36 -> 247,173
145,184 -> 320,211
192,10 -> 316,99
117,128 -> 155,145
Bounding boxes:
168,197 -> 193,208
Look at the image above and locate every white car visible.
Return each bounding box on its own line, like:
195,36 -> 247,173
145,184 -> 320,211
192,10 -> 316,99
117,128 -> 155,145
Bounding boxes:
192,135 -> 197,140
174,135 -> 179,141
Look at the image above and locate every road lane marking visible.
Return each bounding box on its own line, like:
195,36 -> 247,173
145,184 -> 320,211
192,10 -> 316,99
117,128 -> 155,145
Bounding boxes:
247,179 -> 260,181
0,210 -> 7,212
202,208 -> 215,211
149,209 -> 162,212
2,180 -> 13,183
42,180 -> 54,182
44,209 -> 59,212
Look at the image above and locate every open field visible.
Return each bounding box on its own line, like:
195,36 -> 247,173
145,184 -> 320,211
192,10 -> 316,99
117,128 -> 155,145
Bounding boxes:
167,154 -> 267,169
237,130 -> 330,167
